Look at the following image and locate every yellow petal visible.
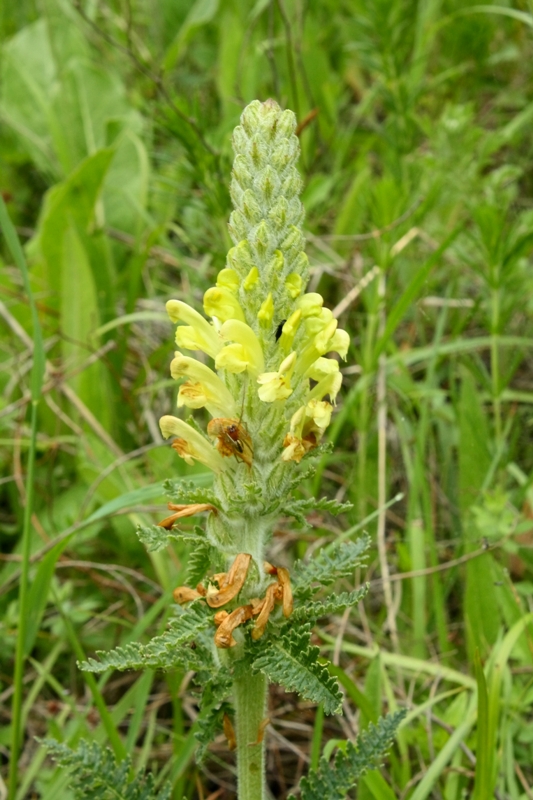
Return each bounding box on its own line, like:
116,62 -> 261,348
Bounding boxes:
166,299 -> 221,358
159,415 -> 226,472
243,266 -> 259,290
257,292 -> 274,327
285,273 -> 303,299
170,353 -> 237,415
203,287 -> 245,323
217,268 -> 240,293
297,293 -> 324,318
219,319 -> 265,374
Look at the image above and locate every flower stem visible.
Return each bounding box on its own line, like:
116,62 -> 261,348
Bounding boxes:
233,670 -> 268,800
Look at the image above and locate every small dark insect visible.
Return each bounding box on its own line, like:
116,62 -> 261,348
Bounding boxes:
274,320 -> 287,341
207,418 -> 253,467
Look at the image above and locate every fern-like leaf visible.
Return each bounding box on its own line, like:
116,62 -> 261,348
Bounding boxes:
186,539 -> 215,585
79,603 -> 212,673
163,479 -> 217,506
193,671 -> 233,761
251,625 -> 342,715
288,711 -> 406,800
292,536 -> 370,598
136,524 -> 187,552
291,587 -> 369,623
283,497 -> 353,526
42,739 -> 172,800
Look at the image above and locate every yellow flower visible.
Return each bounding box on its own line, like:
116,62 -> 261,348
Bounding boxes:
203,286 -> 246,323
281,399 -> 333,463
216,268 -> 240,293
257,352 -> 296,402
297,293 -> 324,317
243,267 -> 259,290
257,293 -> 274,327
277,309 -> 302,351
166,300 -> 222,358
215,320 -> 265,376
285,273 -> 303,299
159,415 -> 226,472
170,353 -> 237,416
307,371 -> 343,405
305,357 -> 339,381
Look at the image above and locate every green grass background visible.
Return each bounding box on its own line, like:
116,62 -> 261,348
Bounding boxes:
1,0 -> 533,797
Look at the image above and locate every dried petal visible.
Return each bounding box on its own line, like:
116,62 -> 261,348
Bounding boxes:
214,604 -> 254,648
223,713 -> 237,750
252,582 -> 282,640
277,567 -> 294,618
206,553 -> 252,608
173,586 -> 202,604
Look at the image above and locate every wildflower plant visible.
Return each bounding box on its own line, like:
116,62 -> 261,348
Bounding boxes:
64,100 -> 403,800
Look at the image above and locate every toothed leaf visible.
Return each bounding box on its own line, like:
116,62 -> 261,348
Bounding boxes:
292,587 -> 369,622
293,536 -> 370,597
163,478 -> 217,506
186,539 -> 215,585
288,711 -> 406,800
41,739 -> 172,800
251,624 -> 343,714
79,603 -> 213,673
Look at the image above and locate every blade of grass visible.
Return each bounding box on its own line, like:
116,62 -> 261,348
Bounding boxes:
0,196 -> 46,800
473,649 -> 491,800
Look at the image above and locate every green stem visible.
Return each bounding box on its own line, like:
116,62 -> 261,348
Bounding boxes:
8,401 -> 39,800
490,287 -> 502,444
233,670 -> 268,800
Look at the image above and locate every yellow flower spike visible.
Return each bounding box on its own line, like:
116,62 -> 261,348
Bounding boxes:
257,293 -> 274,327
285,273 -> 303,299
166,300 -> 222,358
216,319 -> 265,375
278,309 -> 302,351
297,293 -> 324,318
170,353 -> 237,416
159,415 -> 227,472
307,371 -> 343,405
203,286 -> 246,323
217,268 -> 240,293
243,267 -> 259,290
257,352 -> 296,402
305,357 -> 339,381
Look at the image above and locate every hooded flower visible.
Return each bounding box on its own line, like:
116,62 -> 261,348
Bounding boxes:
166,299 -> 222,358
257,352 -> 297,402
170,353 -> 237,417
159,416 -> 226,472
215,320 -> 265,376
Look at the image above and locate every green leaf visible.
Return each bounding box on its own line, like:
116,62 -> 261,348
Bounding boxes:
186,539 -> 214,586
292,588 -> 368,623
283,497 -> 353,527
85,484 -> 168,524
375,225 -> 462,359
79,604 -> 213,673
41,739 -> 172,800
292,536 -> 370,597
288,712 -> 406,800
194,673 -> 233,762
252,625 -> 343,715
24,536 -> 72,656
163,0 -> 220,71
163,478 -> 216,505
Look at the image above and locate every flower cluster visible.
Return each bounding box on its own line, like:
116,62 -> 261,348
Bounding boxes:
160,99 -> 349,470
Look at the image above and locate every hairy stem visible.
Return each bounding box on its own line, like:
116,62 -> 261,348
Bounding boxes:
234,670 -> 268,800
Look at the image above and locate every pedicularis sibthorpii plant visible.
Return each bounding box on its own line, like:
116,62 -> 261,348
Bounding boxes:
46,100 -> 403,800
